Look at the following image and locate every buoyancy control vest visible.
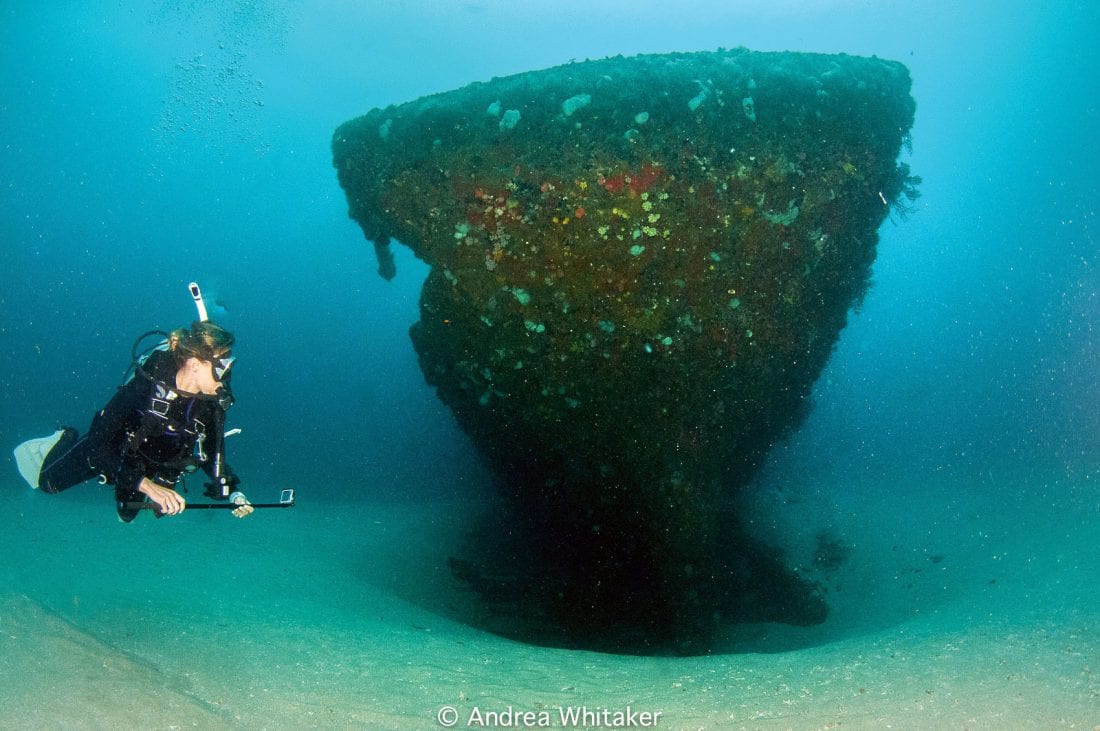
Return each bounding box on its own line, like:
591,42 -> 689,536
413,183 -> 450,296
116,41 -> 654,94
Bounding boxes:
123,345 -> 235,494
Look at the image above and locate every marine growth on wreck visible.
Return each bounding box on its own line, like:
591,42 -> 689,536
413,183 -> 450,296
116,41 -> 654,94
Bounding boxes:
333,48 -> 917,653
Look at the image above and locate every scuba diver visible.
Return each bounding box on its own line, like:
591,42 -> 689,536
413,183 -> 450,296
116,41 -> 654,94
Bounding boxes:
13,283 -> 253,521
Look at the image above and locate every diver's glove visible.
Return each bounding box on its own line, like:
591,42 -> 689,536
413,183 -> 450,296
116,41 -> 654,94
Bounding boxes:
229,490 -> 254,519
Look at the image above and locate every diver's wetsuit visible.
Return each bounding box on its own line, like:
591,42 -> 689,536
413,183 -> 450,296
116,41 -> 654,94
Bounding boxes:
39,348 -> 238,520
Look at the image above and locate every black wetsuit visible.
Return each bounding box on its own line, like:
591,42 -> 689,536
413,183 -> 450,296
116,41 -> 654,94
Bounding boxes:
39,348 -> 238,519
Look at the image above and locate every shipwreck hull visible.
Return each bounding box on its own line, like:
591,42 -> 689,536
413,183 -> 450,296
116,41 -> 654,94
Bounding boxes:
333,48 -> 915,652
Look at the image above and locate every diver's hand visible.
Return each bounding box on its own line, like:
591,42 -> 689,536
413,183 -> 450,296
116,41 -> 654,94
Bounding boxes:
229,491 -> 254,519
139,478 -> 186,516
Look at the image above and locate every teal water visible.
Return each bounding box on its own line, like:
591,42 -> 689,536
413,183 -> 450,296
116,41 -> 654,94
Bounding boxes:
1,1 -> 1098,727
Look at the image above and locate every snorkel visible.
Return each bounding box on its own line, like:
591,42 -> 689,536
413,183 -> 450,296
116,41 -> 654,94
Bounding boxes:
190,282 -> 235,383
189,281 -> 209,322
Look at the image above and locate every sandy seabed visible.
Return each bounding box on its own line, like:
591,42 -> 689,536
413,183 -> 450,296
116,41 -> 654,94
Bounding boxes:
1,469 -> 1097,730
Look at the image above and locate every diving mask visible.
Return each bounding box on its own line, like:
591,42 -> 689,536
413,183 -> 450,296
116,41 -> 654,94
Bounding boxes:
211,352 -> 235,382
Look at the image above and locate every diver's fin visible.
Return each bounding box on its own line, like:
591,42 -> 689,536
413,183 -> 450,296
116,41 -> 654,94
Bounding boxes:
13,430 -> 66,489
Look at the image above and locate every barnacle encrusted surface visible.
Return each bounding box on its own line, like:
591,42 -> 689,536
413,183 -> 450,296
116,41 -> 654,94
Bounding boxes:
333,48 -> 915,652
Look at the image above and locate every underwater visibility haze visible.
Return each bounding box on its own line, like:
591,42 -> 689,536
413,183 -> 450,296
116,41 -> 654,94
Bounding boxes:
1,1 -> 1098,727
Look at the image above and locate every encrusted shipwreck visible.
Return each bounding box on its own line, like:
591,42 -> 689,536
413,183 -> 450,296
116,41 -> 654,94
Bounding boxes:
333,48 -> 916,652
